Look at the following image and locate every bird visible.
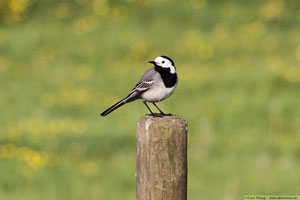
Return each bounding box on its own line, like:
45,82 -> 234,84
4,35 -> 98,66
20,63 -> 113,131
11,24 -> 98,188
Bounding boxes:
100,56 -> 178,117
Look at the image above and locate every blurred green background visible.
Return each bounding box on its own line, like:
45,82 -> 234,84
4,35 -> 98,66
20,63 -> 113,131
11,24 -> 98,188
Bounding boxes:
1,0 -> 300,199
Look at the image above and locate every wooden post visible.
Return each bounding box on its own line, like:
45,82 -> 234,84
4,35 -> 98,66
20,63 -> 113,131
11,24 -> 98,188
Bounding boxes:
136,114 -> 188,200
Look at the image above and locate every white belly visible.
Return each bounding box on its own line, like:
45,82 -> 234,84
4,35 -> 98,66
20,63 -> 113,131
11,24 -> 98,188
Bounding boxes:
141,84 -> 176,103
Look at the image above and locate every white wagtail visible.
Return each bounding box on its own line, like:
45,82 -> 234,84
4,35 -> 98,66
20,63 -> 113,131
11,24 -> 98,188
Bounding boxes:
100,56 -> 178,117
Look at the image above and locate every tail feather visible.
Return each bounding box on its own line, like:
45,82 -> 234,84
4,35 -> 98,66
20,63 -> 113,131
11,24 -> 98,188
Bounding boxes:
101,91 -> 141,117
100,99 -> 126,117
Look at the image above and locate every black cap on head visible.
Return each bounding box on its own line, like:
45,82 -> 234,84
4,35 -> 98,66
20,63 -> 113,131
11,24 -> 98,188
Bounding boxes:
160,55 -> 175,66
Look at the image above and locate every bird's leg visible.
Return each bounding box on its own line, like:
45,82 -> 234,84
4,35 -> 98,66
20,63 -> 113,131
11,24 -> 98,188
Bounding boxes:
152,103 -> 165,115
143,101 -> 154,115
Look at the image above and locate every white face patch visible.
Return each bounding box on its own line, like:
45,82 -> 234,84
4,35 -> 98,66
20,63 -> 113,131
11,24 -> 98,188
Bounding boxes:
154,56 -> 176,74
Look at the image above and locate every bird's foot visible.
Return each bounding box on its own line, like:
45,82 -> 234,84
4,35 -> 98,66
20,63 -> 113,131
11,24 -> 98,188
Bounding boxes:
146,113 -> 171,117
146,113 -> 163,117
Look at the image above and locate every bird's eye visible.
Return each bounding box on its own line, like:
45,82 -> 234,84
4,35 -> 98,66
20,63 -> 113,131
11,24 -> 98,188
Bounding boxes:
162,61 -> 165,64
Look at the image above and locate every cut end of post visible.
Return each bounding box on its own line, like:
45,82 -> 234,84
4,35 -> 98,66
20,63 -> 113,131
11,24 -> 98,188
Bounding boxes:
138,114 -> 187,127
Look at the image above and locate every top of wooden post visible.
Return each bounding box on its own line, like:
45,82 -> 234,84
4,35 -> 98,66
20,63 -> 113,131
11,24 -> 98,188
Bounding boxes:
137,114 -> 187,128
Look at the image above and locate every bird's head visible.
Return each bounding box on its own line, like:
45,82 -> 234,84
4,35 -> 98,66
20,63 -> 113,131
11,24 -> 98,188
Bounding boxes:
149,56 -> 176,74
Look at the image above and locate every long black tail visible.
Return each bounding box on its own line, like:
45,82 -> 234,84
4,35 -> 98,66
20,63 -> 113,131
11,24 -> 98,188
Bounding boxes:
100,98 -> 127,117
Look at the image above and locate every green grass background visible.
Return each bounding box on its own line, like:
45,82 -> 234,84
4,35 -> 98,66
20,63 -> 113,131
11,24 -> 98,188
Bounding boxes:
1,0 -> 300,199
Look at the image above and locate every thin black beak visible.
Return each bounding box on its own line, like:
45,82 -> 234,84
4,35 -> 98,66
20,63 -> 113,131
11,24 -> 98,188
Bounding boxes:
148,61 -> 155,64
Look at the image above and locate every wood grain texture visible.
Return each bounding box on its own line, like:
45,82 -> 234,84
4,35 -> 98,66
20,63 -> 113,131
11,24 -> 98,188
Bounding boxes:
136,114 -> 187,200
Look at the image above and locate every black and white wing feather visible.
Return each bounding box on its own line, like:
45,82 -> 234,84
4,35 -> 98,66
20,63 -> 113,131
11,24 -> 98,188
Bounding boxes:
124,80 -> 153,102
133,80 -> 153,92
